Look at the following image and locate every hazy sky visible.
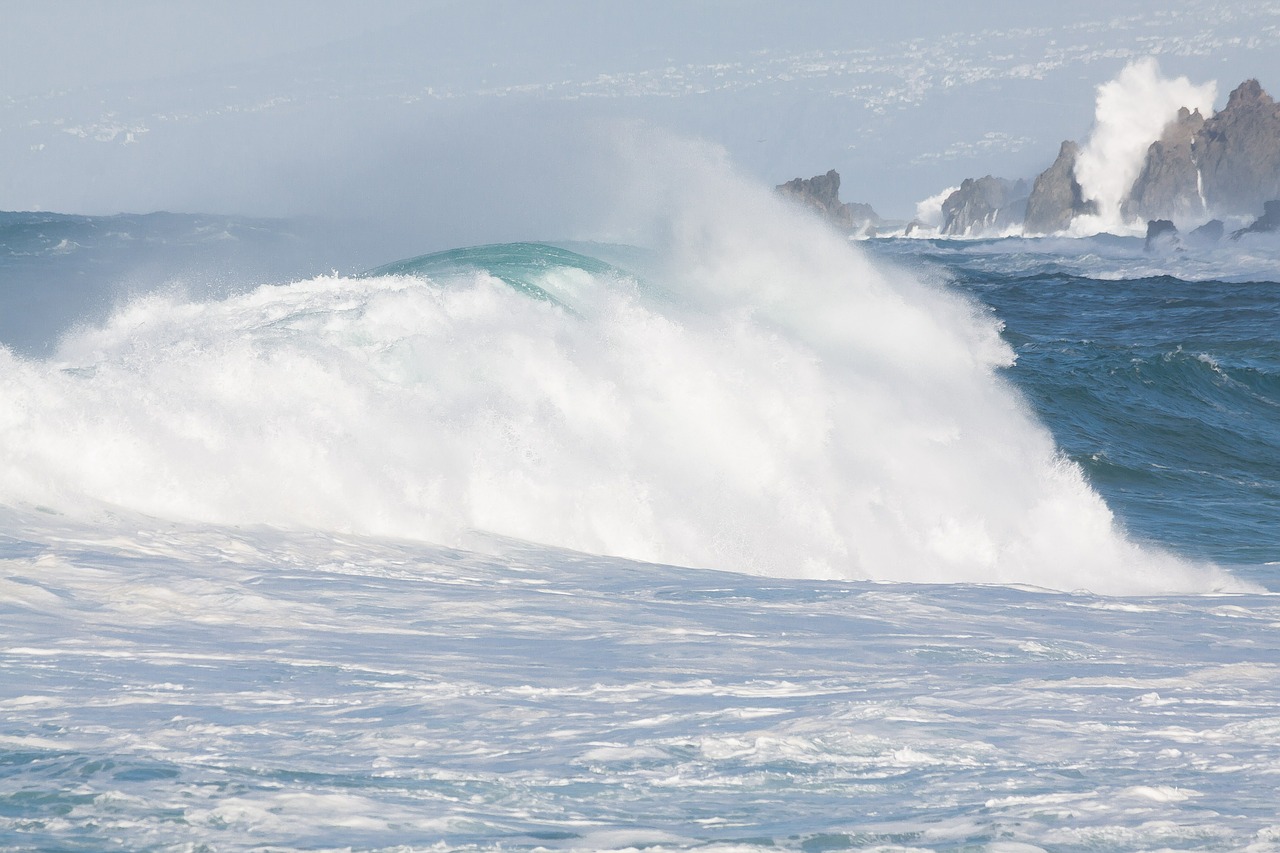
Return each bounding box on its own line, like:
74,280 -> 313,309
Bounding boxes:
4,0 -> 1280,247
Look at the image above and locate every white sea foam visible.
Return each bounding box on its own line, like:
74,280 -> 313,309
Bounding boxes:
1072,58 -> 1217,235
0,134 -> 1247,595
0,510 -> 1278,851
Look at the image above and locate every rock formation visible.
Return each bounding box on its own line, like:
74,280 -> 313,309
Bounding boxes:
1195,80 -> 1280,215
1230,200 -> 1280,239
873,77 -> 1279,237
939,176 -> 1028,236
1144,219 -> 1179,252
1025,141 -> 1096,234
1186,219 -> 1224,246
1123,107 -> 1206,223
942,78 -> 1277,236
776,170 -> 881,233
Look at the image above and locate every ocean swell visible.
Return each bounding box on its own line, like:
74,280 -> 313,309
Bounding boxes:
0,144 -> 1250,594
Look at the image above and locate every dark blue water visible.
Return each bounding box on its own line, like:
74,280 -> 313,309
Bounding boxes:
868,237 -> 1280,575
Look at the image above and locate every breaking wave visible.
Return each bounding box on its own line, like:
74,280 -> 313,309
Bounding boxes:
1073,57 -> 1217,234
0,138 -> 1247,594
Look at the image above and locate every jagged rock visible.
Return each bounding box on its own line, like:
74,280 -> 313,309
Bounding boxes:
1230,200 -> 1280,239
777,169 -> 841,214
1195,80 -> 1280,215
1124,107 -> 1206,223
939,176 -> 1028,236
1025,141 -> 1096,234
776,170 -> 881,233
845,201 -> 880,228
1119,80 -> 1280,223
1144,219 -> 1179,252
1185,219 -> 1224,247
916,77 -> 1280,234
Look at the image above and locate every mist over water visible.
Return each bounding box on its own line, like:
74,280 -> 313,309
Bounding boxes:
0,134 -> 1248,595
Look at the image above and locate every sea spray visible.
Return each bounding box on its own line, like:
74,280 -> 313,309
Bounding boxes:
914,185 -> 959,231
0,135 -> 1248,594
1072,58 -> 1217,235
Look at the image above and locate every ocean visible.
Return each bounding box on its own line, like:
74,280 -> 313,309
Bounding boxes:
2,164 -> 1279,852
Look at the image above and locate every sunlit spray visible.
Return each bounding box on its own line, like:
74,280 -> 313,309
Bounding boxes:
913,186 -> 959,231
1072,58 -> 1216,235
0,130 -> 1249,594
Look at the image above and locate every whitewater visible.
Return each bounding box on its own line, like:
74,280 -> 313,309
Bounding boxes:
2,144 -> 1280,851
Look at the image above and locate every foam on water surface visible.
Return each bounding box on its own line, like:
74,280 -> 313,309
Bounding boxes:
1,512 -> 1279,852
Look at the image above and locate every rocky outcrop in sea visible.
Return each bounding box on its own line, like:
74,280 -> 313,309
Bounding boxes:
776,170 -> 881,234
1123,107 -> 1206,223
925,77 -> 1280,237
939,177 -> 1028,236
1025,141 -> 1096,234
1231,200 -> 1280,238
1147,203 -> 1279,250
1121,81 -> 1280,223
1099,79 -> 1278,231
1144,219 -> 1179,252
1197,80 -> 1280,215
1187,219 -> 1225,246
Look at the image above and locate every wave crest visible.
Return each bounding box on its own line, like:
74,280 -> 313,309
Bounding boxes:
0,138 -> 1251,594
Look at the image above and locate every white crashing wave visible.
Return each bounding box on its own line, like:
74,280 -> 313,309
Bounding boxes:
913,185 -> 959,231
0,133 -> 1247,595
1072,57 -> 1217,235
